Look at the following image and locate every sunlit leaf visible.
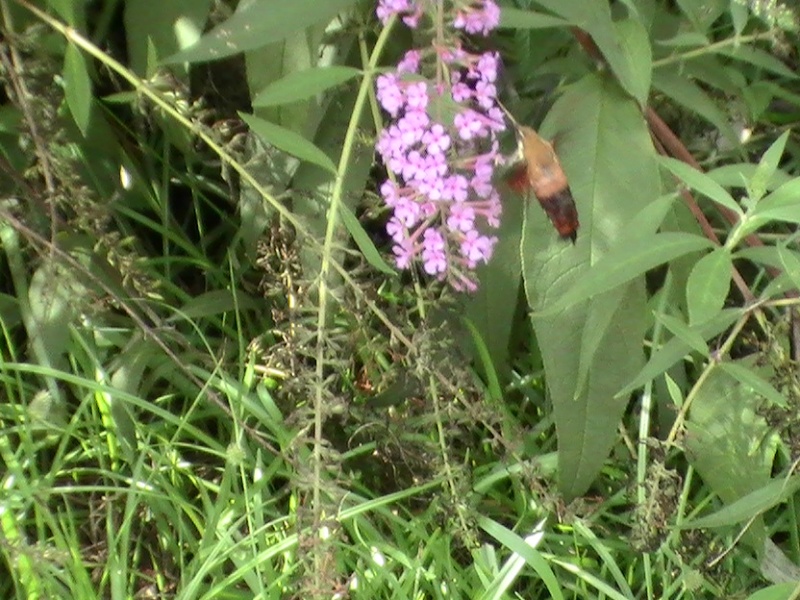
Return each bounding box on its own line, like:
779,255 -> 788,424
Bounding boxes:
240,113 -> 337,174
478,517 -> 565,600
164,0 -> 358,64
252,66 -> 362,107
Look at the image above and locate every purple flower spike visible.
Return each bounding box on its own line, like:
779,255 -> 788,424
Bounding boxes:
374,0 -> 506,292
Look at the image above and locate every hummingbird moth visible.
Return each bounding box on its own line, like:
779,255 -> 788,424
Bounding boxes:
507,126 -> 579,243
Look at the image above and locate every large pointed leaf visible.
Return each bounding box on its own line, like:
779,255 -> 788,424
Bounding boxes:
63,44 -> 92,135
613,16 -> 652,104
522,73 -> 659,499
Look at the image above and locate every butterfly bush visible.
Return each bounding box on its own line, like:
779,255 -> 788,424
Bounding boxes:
375,0 -> 505,292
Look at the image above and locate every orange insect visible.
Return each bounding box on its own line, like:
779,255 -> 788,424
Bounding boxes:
507,126 -> 579,243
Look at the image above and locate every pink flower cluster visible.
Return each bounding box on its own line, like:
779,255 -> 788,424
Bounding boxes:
375,0 -> 505,292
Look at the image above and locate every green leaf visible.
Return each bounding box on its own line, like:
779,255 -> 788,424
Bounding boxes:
537,232 -> 712,316
746,584 -> 796,600
164,0 -> 358,64
684,363 -> 779,550
652,70 -> 739,144
252,66 -> 362,107
706,163 -> 791,191
656,312 -> 710,355
686,248 -> 732,325
753,177 -> 800,216
749,130 -> 791,202
777,245 -> 800,293
626,192 -> 680,236
499,7 -> 570,28
168,289 -> 262,321
64,44 -> 92,135
124,0 -> 212,75
572,520 -> 635,598
659,156 -> 741,215
616,308 -> 742,397
522,73 -> 657,498
739,178 -> 800,238
532,0 -> 645,101
716,46 -> 797,79
676,0 -> 726,28
614,17 -> 652,104
240,113 -> 337,174
679,474 -> 800,530
719,362 -> 788,408
730,2 -> 749,36
23,257 -> 86,377
337,203 -> 395,276
478,517 -> 565,600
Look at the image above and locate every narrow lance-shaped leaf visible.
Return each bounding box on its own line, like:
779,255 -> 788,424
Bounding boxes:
616,309 -> 743,397
659,155 -> 742,215
240,113 -> 337,175
748,130 -> 790,202
686,247 -> 732,325
252,66 -> 362,107
536,232 -> 712,316
652,70 -> 739,145
679,474 -> 800,530
163,0 -> 358,63
64,44 -> 92,135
